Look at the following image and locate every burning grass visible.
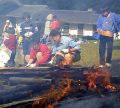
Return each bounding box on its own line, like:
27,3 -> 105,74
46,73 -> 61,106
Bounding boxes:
84,67 -> 117,91
32,67 -> 118,108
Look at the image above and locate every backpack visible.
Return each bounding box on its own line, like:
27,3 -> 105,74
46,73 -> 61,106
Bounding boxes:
50,19 -> 60,30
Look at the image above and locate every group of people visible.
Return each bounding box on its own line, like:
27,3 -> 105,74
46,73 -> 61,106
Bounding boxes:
0,12 -> 80,67
0,7 -> 120,68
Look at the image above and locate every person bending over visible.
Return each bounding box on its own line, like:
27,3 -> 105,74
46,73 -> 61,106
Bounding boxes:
49,30 -> 80,67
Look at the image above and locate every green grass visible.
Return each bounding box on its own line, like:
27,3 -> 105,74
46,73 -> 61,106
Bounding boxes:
74,40 -> 120,68
15,40 -> 120,75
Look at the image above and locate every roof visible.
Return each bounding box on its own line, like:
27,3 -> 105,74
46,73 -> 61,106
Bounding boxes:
8,5 -> 49,17
50,10 -> 99,24
7,5 -> 99,24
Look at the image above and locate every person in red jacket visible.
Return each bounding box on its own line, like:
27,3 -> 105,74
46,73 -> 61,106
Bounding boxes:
4,27 -> 17,67
50,15 -> 60,31
26,40 -> 51,67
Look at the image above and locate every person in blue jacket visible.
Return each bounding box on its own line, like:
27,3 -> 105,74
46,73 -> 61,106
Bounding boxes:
96,7 -> 120,68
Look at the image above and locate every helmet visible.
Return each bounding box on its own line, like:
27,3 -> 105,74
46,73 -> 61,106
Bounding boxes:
22,12 -> 31,19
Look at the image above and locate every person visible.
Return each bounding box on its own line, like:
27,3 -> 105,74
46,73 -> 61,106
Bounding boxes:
26,39 -> 51,67
2,20 -> 13,33
20,12 -> 37,65
50,15 -> 61,31
44,14 -> 53,36
49,30 -> 80,67
4,27 -> 17,67
43,14 -> 53,44
96,7 -> 120,68
2,19 -> 14,40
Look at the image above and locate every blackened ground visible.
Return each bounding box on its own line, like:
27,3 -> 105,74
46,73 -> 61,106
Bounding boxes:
56,93 -> 120,108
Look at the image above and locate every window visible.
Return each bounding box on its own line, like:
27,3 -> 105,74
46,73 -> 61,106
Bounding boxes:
93,24 -> 96,32
78,24 -> 84,35
63,23 -> 69,29
61,23 -> 70,35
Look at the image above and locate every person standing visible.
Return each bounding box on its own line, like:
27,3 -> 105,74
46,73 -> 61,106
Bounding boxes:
2,19 -> 14,40
42,14 -> 53,44
96,8 -> 120,68
20,12 -> 36,65
4,27 -> 17,67
44,14 -> 53,36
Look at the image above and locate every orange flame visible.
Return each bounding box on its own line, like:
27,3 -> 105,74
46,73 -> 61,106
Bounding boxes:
32,71 -> 72,108
32,68 -> 117,108
46,104 -> 55,108
84,67 -> 117,91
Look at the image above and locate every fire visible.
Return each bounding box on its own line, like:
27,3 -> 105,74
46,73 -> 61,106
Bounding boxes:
84,67 -> 117,91
46,104 -> 54,108
56,79 -> 71,101
32,67 -> 117,108
104,83 -> 116,91
32,71 -> 72,108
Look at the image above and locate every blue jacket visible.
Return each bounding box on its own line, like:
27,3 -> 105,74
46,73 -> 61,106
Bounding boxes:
97,12 -> 120,33
52,36 -> 80,54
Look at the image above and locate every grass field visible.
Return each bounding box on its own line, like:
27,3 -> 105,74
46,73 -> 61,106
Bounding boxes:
74,40 -> 120,76
15,40 -> 120,75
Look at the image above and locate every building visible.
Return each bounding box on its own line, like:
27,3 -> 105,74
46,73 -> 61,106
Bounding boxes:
6,5 -> 99,37
50,9 -> 99,36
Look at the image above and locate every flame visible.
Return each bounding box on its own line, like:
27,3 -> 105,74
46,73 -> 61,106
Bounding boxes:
46,104 -> 54,108
104,83 -> 116,91
56,79 -> 71,101
32,71 -> 72,108
84,67 -> 117,91
32,68 -> 117,108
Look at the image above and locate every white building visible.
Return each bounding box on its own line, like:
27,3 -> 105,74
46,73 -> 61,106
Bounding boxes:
6,5 -> 99,37
2,4 -> 119,39
50,10 -> 99,37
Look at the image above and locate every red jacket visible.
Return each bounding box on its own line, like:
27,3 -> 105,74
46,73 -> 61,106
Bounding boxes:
4,34 -> 17,50
50,19 -> 60,30
30,44 -> 51,66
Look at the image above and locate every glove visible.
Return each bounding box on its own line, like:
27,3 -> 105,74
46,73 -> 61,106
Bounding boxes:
62,49 -> 69,53
25,63 -> 30,67
30,63 -> 36,67
48,60 -> 53,64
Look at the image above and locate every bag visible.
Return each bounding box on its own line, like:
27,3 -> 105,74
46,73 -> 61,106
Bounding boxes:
92,32 -> 100,40
97,30 -> 113,37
